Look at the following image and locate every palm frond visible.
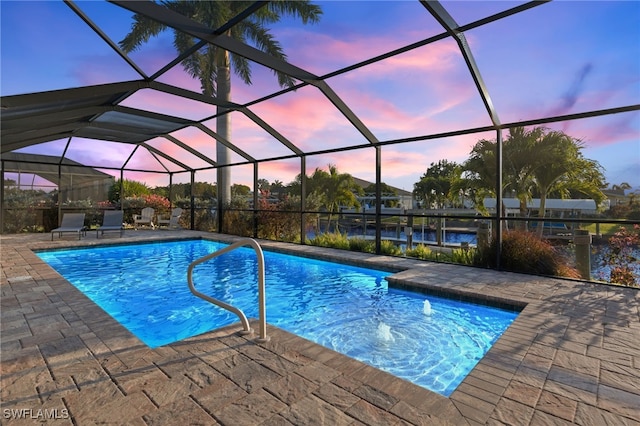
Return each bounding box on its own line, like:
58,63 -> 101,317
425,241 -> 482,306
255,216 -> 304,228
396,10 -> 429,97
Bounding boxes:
266,1 -> 323,25
240,21 -> 296,88
119,15 -> 166,52
230,53 -> 252,86
120,0 -> 322,92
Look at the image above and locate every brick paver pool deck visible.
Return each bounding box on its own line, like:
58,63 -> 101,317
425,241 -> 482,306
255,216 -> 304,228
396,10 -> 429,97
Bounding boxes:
1,230 -> 639,425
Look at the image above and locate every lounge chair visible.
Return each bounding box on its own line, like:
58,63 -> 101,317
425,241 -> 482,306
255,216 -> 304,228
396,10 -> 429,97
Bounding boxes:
96,210 -> 124,238
157,207 -> 183,229
134,207 -> 155,229
51,213 -> 86,240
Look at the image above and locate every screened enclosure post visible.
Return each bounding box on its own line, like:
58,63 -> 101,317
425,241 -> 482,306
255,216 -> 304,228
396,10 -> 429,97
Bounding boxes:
216,167 -> 223,233
253,163 -> 259,238
375,146 -> 382,255
57,165 -> 62,226
495,129 -> 503,270
300,156 -> 306,245
168,173 -> 173,209
119,169 -> 124,211
190,171 -> 195,231
0,161 -> 4,233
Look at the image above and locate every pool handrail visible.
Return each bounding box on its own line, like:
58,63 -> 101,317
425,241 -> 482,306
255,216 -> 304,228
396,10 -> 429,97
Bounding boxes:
187,238 -> 269,343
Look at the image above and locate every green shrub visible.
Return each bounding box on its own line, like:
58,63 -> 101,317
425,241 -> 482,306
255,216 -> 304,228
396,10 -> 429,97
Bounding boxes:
2,208 -> 39,233
405,244 -> 434,260
451,247 -> 477,265
308,232 -> 350,250
256,198 -> 302,243
379,240 -> 402,256
193,208 -> 216,232
222,209 -> 253,236
601,225 -> 640,287
348,237 -> 375,253
475,230 -> 580,278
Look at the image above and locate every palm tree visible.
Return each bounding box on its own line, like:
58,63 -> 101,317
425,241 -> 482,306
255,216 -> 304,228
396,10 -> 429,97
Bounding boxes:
119,1 -> 322,210
502,126 -> 541,219
611,182 -> 632,194
459,126 -> 606,232
520,129 -> 604,235
456,138 -> 499,214
414,160 -> 461,209
308,164 -> 360,231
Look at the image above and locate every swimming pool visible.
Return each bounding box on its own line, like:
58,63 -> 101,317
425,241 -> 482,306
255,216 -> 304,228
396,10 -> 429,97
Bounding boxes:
37,239 -> 519,396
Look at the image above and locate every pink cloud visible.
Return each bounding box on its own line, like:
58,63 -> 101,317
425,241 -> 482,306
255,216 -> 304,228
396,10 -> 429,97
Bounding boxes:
276,19 -> 451,76
547,113 -> 640,149
257,160 -> 302,185
246,88 -> 370,151
322,80 -> 483,142
62,139 -> 133,169
344,40 -> 461,79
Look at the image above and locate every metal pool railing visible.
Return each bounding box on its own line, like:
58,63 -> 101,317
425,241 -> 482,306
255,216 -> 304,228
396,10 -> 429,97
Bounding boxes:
187,238 -> 269,342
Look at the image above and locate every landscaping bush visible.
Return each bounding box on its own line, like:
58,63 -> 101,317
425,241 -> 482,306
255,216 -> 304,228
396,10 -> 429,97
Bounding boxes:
348,237 -> 375,253
222,209 -> 253,237
405,244 -> 433,260
609,203 -> 640,220
600,225 -> 640,287
193,208 -> 216,232
405,244 -> 453,261
451,247 -> 477,265
475,230 -> 580,278
309,233 -> 400,255
379,240 -> 402,256
308,232 -> 350,250
256,196 -> 302,242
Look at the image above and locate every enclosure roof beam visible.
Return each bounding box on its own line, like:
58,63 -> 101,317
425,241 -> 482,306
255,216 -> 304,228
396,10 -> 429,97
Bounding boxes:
110,0 -> 319,83
240,108 -> 303,156
140,143 -> 192,171
110,1 -> 380,144
193,123 -> 255,163
149,1 -> 269,81
420,0 -> 501,127
163,135 -> 217,167
65,0 -> 148,80
149,81 -> 243,110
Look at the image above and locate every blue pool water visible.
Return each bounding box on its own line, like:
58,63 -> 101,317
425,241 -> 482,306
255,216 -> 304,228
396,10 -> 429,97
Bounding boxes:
37,239 -> 518,396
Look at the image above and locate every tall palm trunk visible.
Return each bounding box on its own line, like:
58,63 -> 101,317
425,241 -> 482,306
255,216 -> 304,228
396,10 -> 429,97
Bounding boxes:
517,197 -> 528,230
216,48 -> 232,210
537,190 -> 549,237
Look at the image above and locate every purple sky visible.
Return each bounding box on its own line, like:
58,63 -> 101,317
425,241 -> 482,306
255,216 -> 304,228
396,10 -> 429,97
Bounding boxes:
2,1 -> 639,193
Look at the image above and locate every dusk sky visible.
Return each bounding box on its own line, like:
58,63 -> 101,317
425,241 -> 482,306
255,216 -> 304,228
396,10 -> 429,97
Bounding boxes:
2,1 -> 639,194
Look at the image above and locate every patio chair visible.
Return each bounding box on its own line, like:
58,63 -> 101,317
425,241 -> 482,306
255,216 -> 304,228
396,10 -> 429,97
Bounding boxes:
134,207 -> 155,229
157,207 -> 183,229
51,213 -> 86,240
96,210 -> 124,238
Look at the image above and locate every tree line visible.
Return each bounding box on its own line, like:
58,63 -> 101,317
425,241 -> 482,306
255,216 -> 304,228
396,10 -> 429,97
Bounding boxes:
414,126 -> 609,221
106,126 -> 637,224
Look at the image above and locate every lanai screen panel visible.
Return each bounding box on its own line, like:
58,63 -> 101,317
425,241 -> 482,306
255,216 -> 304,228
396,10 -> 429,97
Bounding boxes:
265,1 -> 444,76
471,1 -> 640,122
247,85 -> 373,155
215,111 -> 299,161
325,39 -> 494,142
120,89 -> 219,122
0,1 -> 141,95
145,138 -> 215,172
443,1 -> 531,25
1,0 -> 638,192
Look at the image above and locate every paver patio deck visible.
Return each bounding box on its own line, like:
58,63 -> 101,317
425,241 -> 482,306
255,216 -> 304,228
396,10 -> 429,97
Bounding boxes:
1,230 -> 639,425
